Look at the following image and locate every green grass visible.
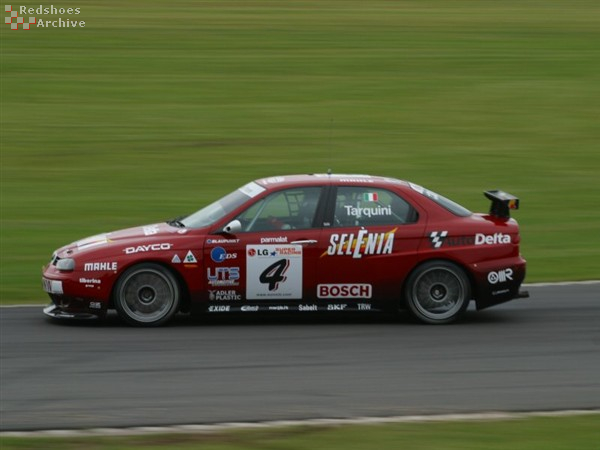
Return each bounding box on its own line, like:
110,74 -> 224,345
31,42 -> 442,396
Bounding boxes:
2,1 -> 600,303
1,415 -> 599,449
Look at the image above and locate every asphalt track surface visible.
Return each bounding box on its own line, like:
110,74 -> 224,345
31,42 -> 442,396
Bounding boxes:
1,284 -> 599,432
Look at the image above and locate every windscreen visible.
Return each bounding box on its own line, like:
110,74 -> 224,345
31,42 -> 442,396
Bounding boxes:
180,182 -> 265,228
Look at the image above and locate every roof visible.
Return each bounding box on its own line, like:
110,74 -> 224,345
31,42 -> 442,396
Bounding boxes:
255,174 -> 409,188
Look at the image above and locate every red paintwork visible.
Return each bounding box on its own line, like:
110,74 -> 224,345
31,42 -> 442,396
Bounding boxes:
42,174 -> 526,319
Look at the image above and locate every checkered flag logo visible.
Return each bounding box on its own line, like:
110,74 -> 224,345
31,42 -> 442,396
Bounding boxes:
5,5 -> 36,30
429,230 -> 448,248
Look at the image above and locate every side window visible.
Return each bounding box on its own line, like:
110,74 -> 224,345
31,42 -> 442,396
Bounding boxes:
334,187 -> 418,227
236,187 -> 322,232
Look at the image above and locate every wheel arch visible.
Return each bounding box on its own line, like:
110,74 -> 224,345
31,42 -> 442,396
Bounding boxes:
109,260 -> 191,313
399,257 -> 476,307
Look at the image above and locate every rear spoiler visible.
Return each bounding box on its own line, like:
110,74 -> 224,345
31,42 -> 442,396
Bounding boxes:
484,190 -> 519,219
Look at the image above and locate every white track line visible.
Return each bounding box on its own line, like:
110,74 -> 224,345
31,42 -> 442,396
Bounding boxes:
523,280 -> 600,287
2,280 -> 599,309
2,410 -> 598,438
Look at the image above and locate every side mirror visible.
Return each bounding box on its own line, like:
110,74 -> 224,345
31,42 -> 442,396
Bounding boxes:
222,219 -> 242,234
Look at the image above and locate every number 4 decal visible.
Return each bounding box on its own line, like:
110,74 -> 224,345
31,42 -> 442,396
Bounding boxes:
246,245 -> 303,299
259,258 -> 290,291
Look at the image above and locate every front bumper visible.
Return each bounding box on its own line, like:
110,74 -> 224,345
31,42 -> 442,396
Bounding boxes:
43,303 -> 101,320
42,265 -> 109,320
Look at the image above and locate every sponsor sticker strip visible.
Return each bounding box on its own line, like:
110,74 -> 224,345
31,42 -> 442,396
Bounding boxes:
207,267 -> 240,287
324,228 -> 396,259
124,243 -> 172,254
318,284 -> 372,299
205,304 -> 375,313
428,232 -> 512,248
210,247 -> 237,263
84,262 -> 117,272
207,238 -> 239,245
239,181 -> 265,198
209,290 -> 242,301
488,268 -> 513,284
143,225 -> 159,236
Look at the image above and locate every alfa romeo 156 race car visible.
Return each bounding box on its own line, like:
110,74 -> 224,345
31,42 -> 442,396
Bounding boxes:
43,174 -> 527,326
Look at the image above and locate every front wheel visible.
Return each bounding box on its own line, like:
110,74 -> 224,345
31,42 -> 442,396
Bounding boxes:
114,263 -> 180,326
404,261 -> 471,324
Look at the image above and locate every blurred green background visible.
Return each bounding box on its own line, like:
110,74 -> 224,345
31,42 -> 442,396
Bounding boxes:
2,0 -> 599,304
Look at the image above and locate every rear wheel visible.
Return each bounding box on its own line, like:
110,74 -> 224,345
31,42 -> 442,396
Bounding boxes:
404,261 -> 471,324
114,263 -> 180,326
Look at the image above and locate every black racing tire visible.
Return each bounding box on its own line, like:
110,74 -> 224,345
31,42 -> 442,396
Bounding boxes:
404,261 -> 471,324
114,263 -> 180,327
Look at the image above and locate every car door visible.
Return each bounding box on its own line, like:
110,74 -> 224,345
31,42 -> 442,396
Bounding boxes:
315,185 -> 426,311
203,186 -> 326,312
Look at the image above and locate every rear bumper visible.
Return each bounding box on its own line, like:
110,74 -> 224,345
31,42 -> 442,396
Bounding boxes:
471,256 -> 527,310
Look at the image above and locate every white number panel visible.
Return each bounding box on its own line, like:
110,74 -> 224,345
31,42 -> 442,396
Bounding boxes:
246,245 -> 303,299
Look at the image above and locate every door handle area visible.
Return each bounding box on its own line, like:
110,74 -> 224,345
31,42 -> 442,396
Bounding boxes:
291,240 -> 318,245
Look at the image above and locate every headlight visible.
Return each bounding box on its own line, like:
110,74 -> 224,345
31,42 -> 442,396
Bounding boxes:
55,258 -> 75,271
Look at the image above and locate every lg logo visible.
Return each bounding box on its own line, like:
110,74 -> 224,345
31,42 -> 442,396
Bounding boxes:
247,248 -> 269,257
488,268 -> 513,284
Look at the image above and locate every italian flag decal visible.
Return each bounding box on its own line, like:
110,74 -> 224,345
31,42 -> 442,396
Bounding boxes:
363,192 -> 378,202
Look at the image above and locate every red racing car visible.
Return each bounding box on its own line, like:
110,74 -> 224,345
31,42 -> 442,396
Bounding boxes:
42,174 -> 527,326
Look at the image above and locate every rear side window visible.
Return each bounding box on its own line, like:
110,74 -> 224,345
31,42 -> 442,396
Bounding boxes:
409,183 -> 472,217
333,187 -> 418,227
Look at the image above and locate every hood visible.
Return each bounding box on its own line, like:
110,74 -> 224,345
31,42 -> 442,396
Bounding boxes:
56,223 -> 189,256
